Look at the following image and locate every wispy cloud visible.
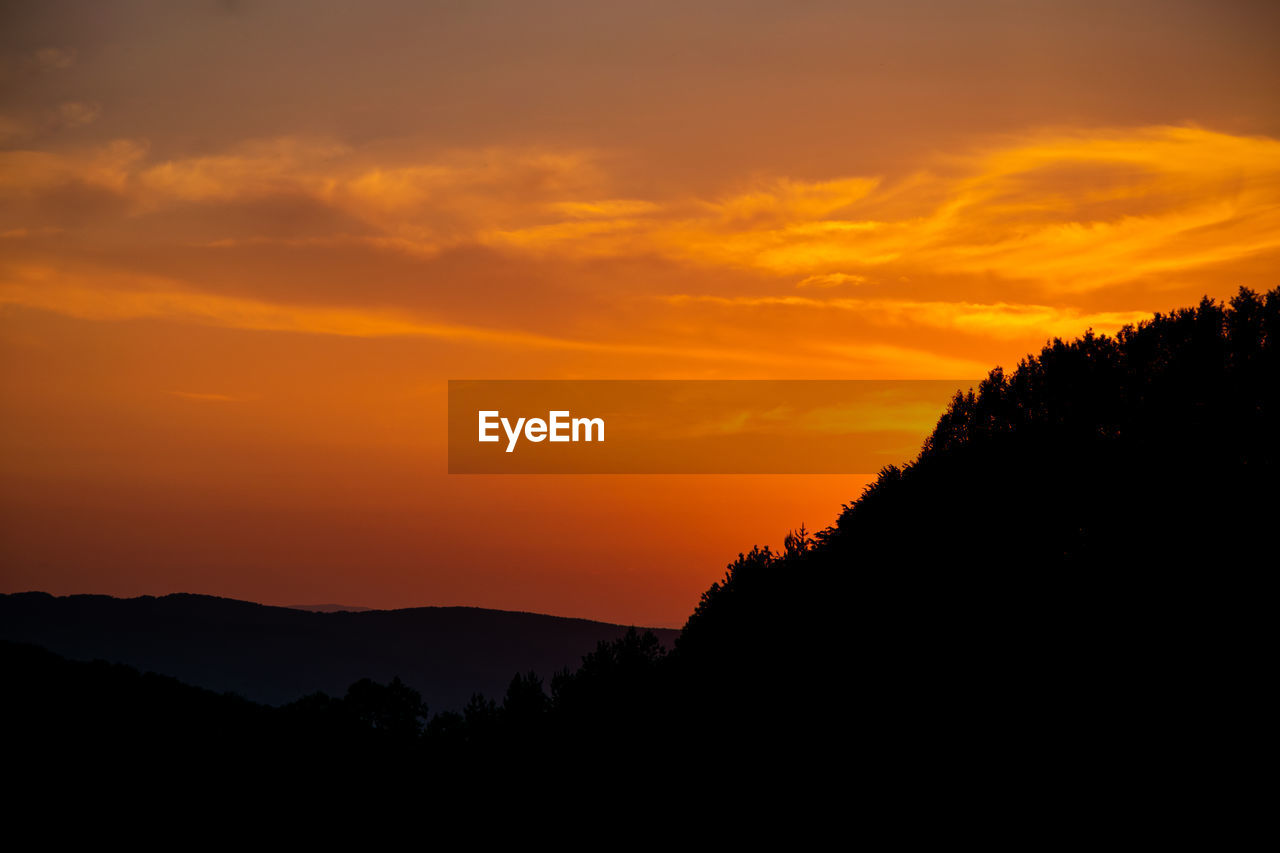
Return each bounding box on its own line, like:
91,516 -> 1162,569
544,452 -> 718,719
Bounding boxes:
51,102 -> 101,130
165,390 -> 246,403
2,124 -> 1276,373
663,294 -> 1154,340
34,47 -> 76,72
7,126 -> 1276,296
0,263 -> 936,373
797,273 -> 867,288
479,126 -> 1280,293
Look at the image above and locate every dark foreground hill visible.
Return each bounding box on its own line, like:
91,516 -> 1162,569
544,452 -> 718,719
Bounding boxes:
657,287 -> 1276,798
3,287 -> 1275,819
0,592 -> 677,710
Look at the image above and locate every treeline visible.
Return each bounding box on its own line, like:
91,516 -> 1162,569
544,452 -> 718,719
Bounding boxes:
665,285 -> 1277,784
6,287 -> 1276,804
2,630 -> 669,777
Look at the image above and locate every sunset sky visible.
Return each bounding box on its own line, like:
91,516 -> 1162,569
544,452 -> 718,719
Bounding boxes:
2,1 -> 1279,626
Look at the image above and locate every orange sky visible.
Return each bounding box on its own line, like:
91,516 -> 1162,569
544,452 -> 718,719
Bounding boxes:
2,1 -> 1279,626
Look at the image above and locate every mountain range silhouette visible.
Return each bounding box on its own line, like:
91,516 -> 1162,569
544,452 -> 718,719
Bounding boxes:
0,591 -> 677,709
4,286 -> 1274,815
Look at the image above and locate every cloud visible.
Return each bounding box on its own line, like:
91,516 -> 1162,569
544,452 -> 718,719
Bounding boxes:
52,102 -> 102,130
710,177 -> 880,223
2,123 -> 1276,379
1,227 -> 62,239
166,391 -> 246,403
0,139 -> 147,194
797,273 -> 867,288
34,47 -> 75,71
547,200 -> 660,219
478,126 -> 1280,293
138,137 -> 349,201
0,114 -> 33,143
0,262 -> 896,373
663,294 -> 1154,340
7,126 -> 1276,298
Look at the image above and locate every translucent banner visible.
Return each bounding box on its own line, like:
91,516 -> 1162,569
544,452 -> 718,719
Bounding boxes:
448,380 -> 978,474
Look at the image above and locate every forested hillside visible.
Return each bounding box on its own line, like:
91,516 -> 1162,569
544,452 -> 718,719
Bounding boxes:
6,287 -> 1274,803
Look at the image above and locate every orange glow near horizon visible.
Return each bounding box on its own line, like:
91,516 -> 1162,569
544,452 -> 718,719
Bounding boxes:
2,2 -> 1279,626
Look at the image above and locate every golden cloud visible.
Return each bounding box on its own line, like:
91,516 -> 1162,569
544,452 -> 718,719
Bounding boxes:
2,124 -> 1276,374
662,294 -> 1154,340
0,262 -> 954,374
6,125 -> 1274,296
478,126 -> 1280,292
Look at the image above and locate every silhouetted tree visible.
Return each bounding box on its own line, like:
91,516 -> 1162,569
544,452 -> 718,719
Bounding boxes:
342,676 -> 428,741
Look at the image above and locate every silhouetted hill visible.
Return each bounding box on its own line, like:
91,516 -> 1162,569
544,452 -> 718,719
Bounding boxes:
1,638 -> 448,803
660,286 -> 1275,785
3,288 -> 1273,815
0,592 -> 677,710
3,639 -> 273,755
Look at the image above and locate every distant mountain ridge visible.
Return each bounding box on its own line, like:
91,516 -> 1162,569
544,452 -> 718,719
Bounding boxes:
0,591 -> 679,710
